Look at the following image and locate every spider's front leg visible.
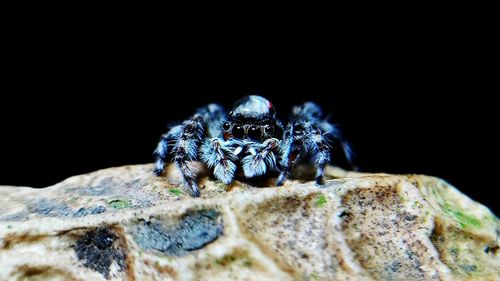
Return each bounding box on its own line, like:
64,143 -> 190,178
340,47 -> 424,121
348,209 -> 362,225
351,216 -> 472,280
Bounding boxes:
276,121 -> 330,186
172,115 -> 206,197
154,115 -> 206,197
154,125 -> 182,176
154,103 -> 228,197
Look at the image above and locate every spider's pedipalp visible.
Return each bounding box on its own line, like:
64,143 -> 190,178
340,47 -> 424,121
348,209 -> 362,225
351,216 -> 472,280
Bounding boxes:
200,138 -> 238,184
242,138 -> 279,178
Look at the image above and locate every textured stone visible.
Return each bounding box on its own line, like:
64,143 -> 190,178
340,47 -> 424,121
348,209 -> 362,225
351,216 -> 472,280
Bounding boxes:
0,164 -> 498,281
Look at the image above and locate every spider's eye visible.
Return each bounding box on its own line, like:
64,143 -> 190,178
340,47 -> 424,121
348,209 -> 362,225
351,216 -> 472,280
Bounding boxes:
248,125 -> 262,140
222,122 -> 231,131
263,125 -> 274,135
232,125 -> 245,138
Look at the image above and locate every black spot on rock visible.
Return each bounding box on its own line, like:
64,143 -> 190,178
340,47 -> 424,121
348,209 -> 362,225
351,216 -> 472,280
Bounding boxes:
383,260 -> 403,281
69,177 -> 116,196
403,214 -> 418,221
28,198 -> 72,217
73,206 -> 107,217
130,209 -> 223,256
485,245 -> 499,255
72,227 -> 126,279
338,211 -> 349,218
2,198 -> 107,220
0,211 -> 28,222
78,186 -> 111,196
388,261 -> 402,272
459,264 -> 477,273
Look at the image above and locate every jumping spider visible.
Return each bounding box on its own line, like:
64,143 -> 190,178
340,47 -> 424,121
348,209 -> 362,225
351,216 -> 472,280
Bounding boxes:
154,95 -> 353,197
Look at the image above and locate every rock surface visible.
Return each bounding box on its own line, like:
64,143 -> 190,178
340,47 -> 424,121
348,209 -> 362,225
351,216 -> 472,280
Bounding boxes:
0,164 -> 498,281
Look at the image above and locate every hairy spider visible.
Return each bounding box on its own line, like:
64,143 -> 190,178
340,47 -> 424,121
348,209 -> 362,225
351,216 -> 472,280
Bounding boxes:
154,95 -> 353,197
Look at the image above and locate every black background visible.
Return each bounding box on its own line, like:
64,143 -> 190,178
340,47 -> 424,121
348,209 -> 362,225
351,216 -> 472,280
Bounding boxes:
0,30 -> 497,215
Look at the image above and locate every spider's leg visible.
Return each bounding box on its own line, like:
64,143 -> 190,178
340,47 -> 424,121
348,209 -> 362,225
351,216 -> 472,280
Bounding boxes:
278,101 -> 352,186
297,101 -> 356,169
172,115 -> 206,197
154,135 -> 168,176
200,138 -> 238,184
310,128 -> 331,185
277,121 -> 331,185
242,138 -> 279,178
153,125 -> 182,176
320,121 -> 356,170
195,103 -> 227,138
276,122 -> 308,186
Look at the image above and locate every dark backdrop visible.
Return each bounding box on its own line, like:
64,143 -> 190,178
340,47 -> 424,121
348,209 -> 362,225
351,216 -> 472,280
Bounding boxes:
0,47 -> 497,215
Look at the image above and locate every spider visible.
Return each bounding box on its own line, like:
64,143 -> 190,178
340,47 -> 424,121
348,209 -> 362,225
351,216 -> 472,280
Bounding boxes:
153,95 -> 354,197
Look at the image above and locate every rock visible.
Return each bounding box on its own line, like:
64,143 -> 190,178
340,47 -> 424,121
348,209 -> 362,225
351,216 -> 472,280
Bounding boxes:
0,164 -> 498,281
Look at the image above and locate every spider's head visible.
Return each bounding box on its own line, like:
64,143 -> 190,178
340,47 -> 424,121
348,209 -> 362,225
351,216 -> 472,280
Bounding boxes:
223,95 -> 279,141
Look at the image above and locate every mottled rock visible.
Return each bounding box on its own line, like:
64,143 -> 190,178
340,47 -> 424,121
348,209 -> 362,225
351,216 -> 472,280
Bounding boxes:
72,227 -> 127,279
129,209 -> 223,256
0,164 -> 498,281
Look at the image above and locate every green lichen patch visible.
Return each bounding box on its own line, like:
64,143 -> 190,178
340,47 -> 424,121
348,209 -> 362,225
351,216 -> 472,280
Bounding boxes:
309,272 -> 320,280
443,202 -> 482,229
450,247 -> 459,257
241,260 -> 253,268
215,254 -> 236,266
108,199 -> 131,210
213,252 -> 254,269
169,189 -> 182,196
314,194 -> 327,207
458,263 -> 478,274
430,218 -> 500,278
214,180 -> 228,191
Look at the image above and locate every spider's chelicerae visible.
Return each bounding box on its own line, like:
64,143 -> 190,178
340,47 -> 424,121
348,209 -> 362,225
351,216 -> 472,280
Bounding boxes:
154,95 -> 353,197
